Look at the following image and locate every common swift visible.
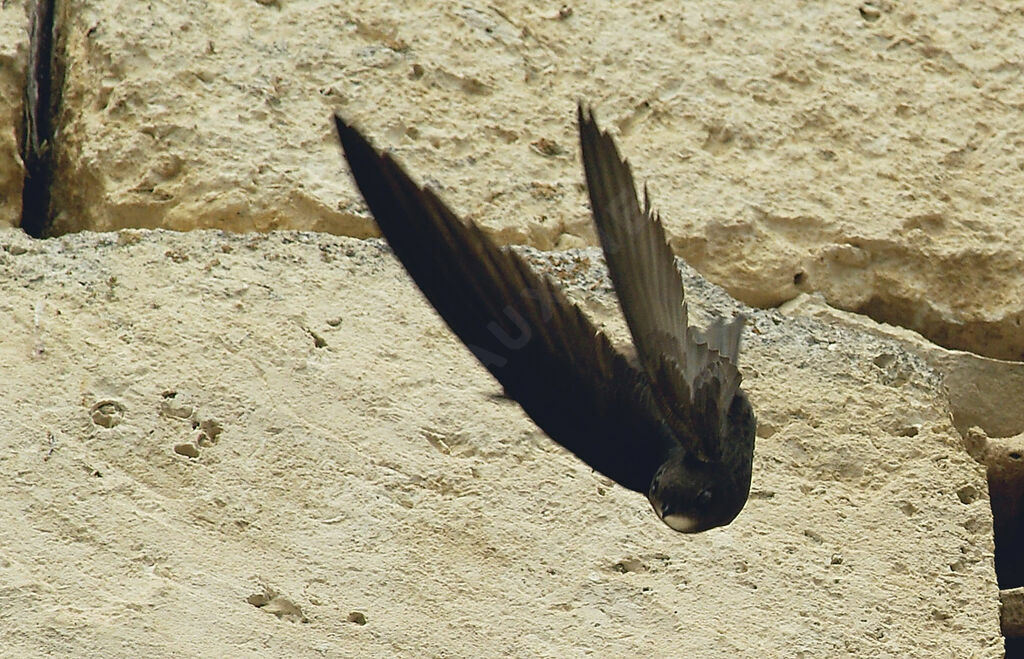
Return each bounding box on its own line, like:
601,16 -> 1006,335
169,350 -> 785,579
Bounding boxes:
334,104 -> 756,533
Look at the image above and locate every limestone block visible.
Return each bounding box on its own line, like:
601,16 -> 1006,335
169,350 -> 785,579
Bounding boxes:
785,292 -> 1024,597
780,292 -> 1024,442
1004,586 -> 1024,638
0,228 -> 1000,656
50,2 -> 1024,360
0,1 -> 28,228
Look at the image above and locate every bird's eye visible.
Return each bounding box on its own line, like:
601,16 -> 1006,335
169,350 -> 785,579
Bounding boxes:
696,489 -> 713,506
649,473 -> 662,493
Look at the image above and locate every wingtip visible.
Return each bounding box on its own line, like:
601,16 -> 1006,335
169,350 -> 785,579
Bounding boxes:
332,112 -> 350,145
333,112 -> 377,164
576,101 -> 600,139
576,99 -> 586,120
575,103 -> 630,172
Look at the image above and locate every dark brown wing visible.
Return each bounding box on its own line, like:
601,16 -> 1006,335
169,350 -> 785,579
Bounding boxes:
577,104 -> 744,459
335,114 -> 676,493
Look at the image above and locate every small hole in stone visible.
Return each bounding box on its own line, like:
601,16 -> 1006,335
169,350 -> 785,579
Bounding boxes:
90,400 -> 125,428
793,271 -> 806,286
956,485 -> 980,504
873,353 -> 896,368
174,443 -> 200,458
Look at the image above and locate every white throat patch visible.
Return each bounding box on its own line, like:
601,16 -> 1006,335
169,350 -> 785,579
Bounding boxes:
662,513 -> 700,533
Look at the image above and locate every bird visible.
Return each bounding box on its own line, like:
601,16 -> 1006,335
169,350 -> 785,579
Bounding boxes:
334,103 -> 756,533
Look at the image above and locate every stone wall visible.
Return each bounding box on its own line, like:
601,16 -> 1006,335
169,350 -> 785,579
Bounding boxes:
33,1 -> 1024,359
0,229 -> 1002,655
1,0 -> 1021,654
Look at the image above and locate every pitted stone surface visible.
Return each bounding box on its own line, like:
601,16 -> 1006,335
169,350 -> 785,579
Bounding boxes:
0,228 -> 1000,656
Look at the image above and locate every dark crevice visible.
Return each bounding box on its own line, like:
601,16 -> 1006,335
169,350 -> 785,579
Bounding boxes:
967,428 -> 1024,648
990,453 -> 1024,591
858,295 -> 1024,363
20,0 -> 60,238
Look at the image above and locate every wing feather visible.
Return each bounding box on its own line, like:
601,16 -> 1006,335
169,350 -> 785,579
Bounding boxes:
577,104 -> 744,459
335,114 -> 675,493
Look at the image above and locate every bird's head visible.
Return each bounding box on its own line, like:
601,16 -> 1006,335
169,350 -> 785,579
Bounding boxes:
647,452 -> 746,533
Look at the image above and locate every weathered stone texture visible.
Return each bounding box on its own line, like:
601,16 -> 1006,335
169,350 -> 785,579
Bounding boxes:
0,228 -> 1001,656
48,1 -> 1024,360
0,1 -> 28,228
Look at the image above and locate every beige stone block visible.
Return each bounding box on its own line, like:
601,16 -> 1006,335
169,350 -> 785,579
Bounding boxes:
0,227 -> 1001,655
781,292 -> 1024,442
0,1 -> 28,228
51,2 -> 1024,361
1004,586 -> 1024,638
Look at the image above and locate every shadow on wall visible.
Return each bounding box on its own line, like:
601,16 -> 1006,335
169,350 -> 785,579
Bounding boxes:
966,428 -> 1024,591
20,0 -> 61,238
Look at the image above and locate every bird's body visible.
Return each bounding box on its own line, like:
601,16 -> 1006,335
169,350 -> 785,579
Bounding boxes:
335,105 -> 756,533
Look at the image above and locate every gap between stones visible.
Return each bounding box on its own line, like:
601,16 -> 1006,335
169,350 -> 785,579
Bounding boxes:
20,0 -> 59,238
